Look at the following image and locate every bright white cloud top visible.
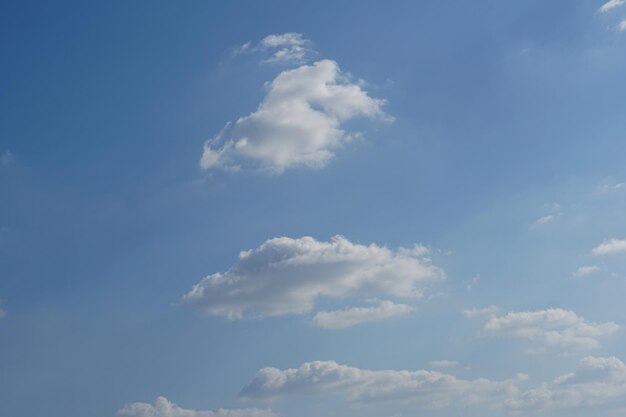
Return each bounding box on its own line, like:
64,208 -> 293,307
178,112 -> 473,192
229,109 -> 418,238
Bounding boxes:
183,236 -> 442,319
507,356 -> 626,410
311,300 -> 414,329
200,50 -> 391,173
472,308 -> 619,350
592,238 -> 626,255
117,397 -> 276,417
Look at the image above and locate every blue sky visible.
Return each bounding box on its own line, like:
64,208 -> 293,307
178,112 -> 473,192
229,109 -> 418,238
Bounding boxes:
2,1 -> 626,416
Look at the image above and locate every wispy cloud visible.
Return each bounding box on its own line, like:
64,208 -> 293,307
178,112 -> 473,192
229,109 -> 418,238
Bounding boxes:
1,150 -> 15,166
234,32 -> 316,65
183,236 -> 442,320
533,214 -> 557,226
463,305 -> 498,318
472,308 -> 619,351
592,239 -> 626,255
117,396 -> 276,417
429,360 -> 459,368
572,265 -> 601,278
311,301 -> 414,329
600,0 -> 625,13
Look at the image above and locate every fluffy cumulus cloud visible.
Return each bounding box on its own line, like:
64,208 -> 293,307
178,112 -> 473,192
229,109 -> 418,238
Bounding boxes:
506,356 -> 626,411
600,0 -> 625,12
592,239 -> 626,255
239,360 -> 522,408
183,236 -> 443,319
117,396 -> 276,417
473,308 -> 619,350
311,300 -> 414,330
200,58 -> 391,173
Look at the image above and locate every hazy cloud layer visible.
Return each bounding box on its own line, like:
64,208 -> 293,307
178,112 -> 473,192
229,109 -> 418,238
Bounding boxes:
311,300 -> 414,329
183,236 -> 442,319
201,56 -> 391,173
507,356 -> 626,410
475,308 -> 619,350
117,397 -> 276,417
240,360 -> 522,408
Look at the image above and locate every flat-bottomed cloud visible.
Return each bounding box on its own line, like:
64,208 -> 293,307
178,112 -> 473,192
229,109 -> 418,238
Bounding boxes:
183,236 -> 443,320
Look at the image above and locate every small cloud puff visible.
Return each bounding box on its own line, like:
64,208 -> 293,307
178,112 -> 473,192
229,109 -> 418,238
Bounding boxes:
572,265 -> 601,278
592,239 -> 626,255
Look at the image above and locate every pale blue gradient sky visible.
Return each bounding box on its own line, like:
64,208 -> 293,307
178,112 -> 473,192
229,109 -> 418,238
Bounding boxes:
1,1 -> 626,416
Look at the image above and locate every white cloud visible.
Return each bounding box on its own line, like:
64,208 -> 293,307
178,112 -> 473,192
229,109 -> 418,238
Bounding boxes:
572,265 -> 601,278
600,0 -> 625,12
593,239 -> 626,255
462,305 -> 498,318
429,360 -> 459,368
598,180 -> 625,192
311,300 -> 414,330
0,307 -> 5,319
620,19 -> 626,31
235,32 -> 315,64
476,308 -> 619,350
259,33 -> 313,64
507,356 -> 626,410
183,236 -> 443,319
117,396 -> 276,417
533,214 -> 556,226
240,360 -> 521,408
200,59 -> 391,173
